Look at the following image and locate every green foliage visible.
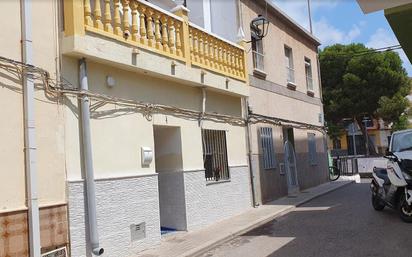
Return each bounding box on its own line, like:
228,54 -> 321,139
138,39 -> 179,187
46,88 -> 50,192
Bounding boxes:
319,43 -> 411,128
377,94 -> 410,123
393,114 -> 409,131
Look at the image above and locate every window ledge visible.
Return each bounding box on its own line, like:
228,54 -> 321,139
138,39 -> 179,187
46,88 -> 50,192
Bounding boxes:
206,179 -> 231,186
253,68 -> 267,79
307,90 -> 315,97
287,81 -> 297,90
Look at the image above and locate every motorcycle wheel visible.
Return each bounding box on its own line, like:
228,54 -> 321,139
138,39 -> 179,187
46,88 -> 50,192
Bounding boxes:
399,194 -> 412,223
372,194 -> 385,211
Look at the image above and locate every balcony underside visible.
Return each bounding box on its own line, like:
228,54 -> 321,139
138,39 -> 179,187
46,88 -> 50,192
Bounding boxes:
61,34 -> 249,97
385,3 -> 412,64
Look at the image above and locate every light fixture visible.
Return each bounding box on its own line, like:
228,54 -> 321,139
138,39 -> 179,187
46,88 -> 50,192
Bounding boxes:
250,15 -> 269,40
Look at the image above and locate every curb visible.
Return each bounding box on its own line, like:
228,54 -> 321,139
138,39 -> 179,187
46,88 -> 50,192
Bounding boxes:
185,180 -> 354,257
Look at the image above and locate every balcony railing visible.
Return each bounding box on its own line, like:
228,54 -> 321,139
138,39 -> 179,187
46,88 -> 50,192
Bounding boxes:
64,0 -> 247,82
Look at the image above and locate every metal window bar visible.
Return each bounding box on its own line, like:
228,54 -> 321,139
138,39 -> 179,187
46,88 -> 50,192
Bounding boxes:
286,66 -> 295,83
253,50 -> 264,71
308,133 -> 317,165
202,129 -> 230,181
260,127 -> 276,169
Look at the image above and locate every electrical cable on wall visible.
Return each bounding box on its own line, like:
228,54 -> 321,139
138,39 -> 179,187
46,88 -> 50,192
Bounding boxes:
0,55 -> 326,133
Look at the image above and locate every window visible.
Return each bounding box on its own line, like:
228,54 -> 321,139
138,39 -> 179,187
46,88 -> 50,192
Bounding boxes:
252,34 -> 264,71
308,133 -> 317,165
305,57 -> 313,91
202,129 -> 230,181
260,127 -> 276,169
284,46 -> 294,83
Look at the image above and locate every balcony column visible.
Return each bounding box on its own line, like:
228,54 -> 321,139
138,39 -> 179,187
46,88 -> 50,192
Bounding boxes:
237,39 -> 248,81
63,0 -> 85,36
172,5 -> 191,66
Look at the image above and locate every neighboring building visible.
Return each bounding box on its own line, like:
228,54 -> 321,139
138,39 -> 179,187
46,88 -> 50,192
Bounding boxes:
328,119 -> 392,156
238,0 -> 328,204
0,1 -> 69,257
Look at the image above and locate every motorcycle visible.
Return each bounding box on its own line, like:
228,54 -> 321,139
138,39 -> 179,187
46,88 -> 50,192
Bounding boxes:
370,129 -> 412,223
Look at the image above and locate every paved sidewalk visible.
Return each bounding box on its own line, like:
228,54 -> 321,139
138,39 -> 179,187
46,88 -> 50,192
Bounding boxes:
137,180 -> 353,257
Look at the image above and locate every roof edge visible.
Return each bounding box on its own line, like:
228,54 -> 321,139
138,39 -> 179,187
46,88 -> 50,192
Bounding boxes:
256,0 -> 321,46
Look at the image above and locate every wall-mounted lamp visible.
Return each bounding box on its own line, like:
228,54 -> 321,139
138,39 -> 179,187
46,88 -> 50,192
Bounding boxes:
249,15 -> 269,41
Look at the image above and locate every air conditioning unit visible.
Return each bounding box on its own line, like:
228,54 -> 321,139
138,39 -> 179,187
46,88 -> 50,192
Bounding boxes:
42,247 -> 67,257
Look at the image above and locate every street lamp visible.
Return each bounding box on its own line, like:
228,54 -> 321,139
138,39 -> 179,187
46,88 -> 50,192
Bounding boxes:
250,15 -> 269,40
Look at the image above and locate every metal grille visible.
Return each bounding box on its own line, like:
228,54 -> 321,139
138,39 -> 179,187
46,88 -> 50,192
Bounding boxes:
308,133 -> 317,165
202,129 -> 230,181
260,127 -> 276,169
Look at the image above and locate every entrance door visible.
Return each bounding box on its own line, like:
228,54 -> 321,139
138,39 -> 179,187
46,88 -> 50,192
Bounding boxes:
284,140 -> 299,195
153,126 -> 187,233
283,127 -> 299,195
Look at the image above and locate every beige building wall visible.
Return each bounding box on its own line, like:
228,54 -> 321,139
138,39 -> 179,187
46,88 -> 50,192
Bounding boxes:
0,1 -> 68,256
62,57 -> 248,180
240,0 -> 321,98
240,0 -> 328,204
0,0 -> 65,211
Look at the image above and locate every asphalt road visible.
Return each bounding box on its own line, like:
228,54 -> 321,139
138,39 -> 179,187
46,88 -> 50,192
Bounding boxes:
200,180 -> 412,257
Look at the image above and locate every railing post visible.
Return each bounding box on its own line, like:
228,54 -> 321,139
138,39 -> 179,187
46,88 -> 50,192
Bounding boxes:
172,5 -> 191,67
64,0 -> 85,36
237,39 -> 249,82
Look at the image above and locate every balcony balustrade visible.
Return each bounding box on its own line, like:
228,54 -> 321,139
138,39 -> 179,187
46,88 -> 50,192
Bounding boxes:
64,0 -> 247,82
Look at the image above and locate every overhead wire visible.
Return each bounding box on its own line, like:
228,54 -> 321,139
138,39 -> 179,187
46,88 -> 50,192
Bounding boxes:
0,54 -> 326,133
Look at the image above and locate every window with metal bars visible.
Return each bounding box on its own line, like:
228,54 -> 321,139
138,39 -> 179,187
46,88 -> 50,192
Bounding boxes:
260,127 -> 276,169
308,133 -> 317,165
202,129 -> 230,181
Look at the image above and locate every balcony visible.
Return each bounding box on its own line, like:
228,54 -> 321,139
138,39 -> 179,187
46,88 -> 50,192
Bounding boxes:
63,0 -> 248,94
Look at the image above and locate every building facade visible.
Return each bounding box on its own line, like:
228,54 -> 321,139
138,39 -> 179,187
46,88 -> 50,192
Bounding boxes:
0,0 -> 330,256
1,0 -> 252,256
0,1 -> 69,257
240,0 -> 329,204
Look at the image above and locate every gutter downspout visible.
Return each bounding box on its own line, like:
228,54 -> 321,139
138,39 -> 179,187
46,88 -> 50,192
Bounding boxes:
79,58 -> 104,256
21,0 -> 41,256
244,97 -> 258,207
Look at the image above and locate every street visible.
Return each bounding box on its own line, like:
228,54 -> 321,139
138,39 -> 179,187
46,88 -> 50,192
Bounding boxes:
200,180 -> 412,257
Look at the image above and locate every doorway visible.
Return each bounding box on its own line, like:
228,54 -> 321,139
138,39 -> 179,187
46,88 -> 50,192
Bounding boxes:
283,128 -> 299,195
153,125 -> 187,233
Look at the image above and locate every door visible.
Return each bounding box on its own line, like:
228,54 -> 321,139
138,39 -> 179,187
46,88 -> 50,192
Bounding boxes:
284,140 -> 299,195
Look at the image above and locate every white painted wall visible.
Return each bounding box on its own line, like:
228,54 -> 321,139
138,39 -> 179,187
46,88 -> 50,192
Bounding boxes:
184,166 -> 252,230
68,175 -> 161,257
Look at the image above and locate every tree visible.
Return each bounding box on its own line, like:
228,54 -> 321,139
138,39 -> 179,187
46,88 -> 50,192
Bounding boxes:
320,43 -> 411,153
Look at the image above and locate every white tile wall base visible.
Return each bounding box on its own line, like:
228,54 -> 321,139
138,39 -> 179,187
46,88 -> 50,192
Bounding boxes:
184,166 -> 252,230
68,174 -> 161,257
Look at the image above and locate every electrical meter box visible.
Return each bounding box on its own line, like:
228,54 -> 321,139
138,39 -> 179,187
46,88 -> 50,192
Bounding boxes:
141,147 -> 153,166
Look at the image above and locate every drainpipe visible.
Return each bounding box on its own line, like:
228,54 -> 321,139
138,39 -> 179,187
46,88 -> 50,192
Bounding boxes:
21,0 -> 41,256
79,58 -> 104,256
244,97 -> 258,207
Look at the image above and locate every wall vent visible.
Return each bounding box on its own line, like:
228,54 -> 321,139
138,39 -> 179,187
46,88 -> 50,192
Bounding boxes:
130,222 -> 146,241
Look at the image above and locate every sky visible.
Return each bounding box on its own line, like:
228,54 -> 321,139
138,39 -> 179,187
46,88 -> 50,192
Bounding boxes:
271,0 -> 412,76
